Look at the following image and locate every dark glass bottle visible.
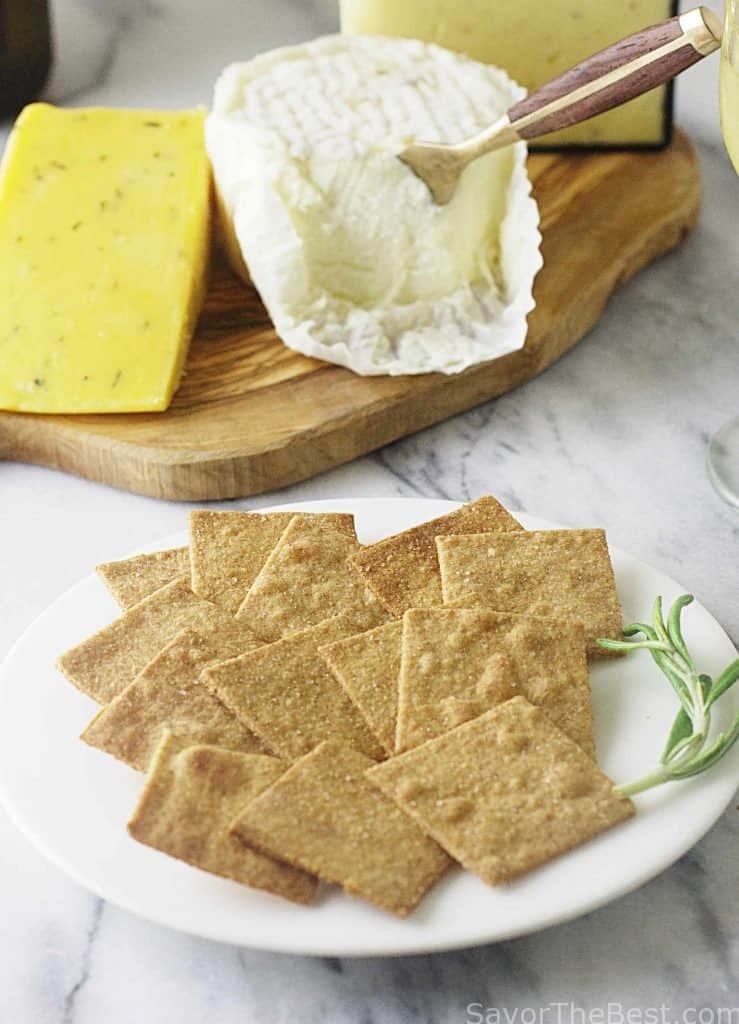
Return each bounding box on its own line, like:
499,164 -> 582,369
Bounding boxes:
0,0 -> 52,117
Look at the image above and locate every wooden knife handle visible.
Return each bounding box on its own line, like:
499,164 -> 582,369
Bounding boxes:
507,7 -> 722,141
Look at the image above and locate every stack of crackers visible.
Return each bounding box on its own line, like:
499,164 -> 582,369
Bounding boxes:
57,497 -> 635,917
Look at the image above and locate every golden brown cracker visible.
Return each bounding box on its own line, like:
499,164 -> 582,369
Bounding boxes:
396,608 -> 593,756
235,516 -> 388,642
368,697 -> 634,886
81,627 -> 265,771
57,577 -> 261,704
189,510 -> 294,612
437,529 -> 623,657
203,615 -> 386,761
230,741 -> 450,916
127,733 -> 317,904
349,496 -> 523,616
320,620 -> 403,756
97,548 -> 190,609
189,510 -> 355,614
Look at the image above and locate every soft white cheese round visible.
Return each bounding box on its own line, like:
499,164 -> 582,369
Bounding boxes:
206,35 -> 542,376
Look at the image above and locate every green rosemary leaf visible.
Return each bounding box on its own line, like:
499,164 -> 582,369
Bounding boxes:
661,708 -> 694,762
666,594 -> 694,668
649,649 -> 692,708
670,711 -> 739,779
623,622 -> 658,640
708,658 -> 739,707
652,596 -> 670,646
661,675 -> 711,762
596,637 -> 658,653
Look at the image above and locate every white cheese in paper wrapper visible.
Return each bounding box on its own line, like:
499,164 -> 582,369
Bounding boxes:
206,35 -> 542,376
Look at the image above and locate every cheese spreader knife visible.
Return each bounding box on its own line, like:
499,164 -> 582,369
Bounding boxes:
400,5 -> 722,204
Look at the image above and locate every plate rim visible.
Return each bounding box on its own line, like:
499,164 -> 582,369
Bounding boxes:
0,496 -> 737,957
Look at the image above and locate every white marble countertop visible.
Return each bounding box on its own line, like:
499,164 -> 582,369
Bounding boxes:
1,1 -> 737,1021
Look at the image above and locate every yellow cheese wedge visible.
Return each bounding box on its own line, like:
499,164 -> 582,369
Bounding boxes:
340,0 -> 675,148
0,104 -> 210,413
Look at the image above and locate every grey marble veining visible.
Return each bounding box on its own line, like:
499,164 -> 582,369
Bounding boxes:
0,0 -> 737,1021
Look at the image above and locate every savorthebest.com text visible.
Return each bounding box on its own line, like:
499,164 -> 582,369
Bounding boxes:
466,1004 -> 739,1024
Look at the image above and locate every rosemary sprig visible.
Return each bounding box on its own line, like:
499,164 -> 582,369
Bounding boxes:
597,595 -> 739,797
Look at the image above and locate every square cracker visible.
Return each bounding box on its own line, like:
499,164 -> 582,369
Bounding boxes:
368,697 -> 634,886
230,741 -> 450,916
235,516 -> 388,642
57,577 -> 261,704
128,732 -> 317,904
203,615 -> 386,761
97,548 -> 190,609
81,627 -> 265,771
396,608 -> 593,757
190,510 -> 355,614
320,620 -> 403,756
437,529 -> 623,657
349,496 -> 523,616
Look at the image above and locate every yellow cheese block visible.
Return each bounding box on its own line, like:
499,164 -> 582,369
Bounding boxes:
340,0 -> 676,148
0,104 -> 210,413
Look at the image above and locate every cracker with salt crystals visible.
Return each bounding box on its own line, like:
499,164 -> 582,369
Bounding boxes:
231,741 -> 450,916
190,510 -> 355,613
57,577 -> 261,704
203,615 -> 386,761
349,496 -> 523,616
128,733 -> 317,904
369,697 -> 634,886
320,620 -> 403,756
396,608 -> 593,756
81,627 -> 265,771
97,548 -> 191,609
437,529 -> 623,657
236,516 -> 388,642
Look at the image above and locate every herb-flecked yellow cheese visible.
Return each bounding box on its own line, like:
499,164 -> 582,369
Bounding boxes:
0,104 -> 210,413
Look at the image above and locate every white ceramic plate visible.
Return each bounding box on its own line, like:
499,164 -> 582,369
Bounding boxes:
0,498 -> 737,957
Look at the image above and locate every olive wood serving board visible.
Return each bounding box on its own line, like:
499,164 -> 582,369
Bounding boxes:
0,131 -> 700,501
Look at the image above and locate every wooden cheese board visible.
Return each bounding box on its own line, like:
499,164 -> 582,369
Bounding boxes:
0,131 -> 700,501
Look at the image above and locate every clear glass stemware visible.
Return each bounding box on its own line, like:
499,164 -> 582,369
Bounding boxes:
707,0 -> 739,506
